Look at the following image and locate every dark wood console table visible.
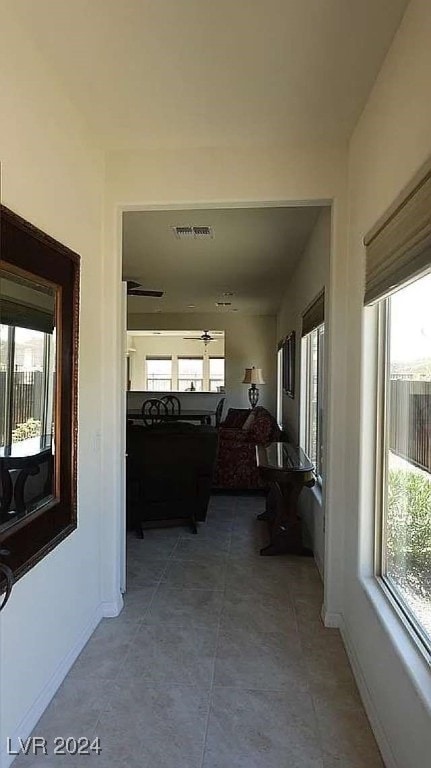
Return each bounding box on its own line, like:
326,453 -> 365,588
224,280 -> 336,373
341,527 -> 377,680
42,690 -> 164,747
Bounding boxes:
256,441 -> 315,556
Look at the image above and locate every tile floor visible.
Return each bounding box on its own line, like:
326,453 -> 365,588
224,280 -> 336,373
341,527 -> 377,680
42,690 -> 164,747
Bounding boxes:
13,495 -> 384,767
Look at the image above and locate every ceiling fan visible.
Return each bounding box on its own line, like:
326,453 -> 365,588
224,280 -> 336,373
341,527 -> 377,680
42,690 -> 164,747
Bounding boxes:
183,330 -> 215,345
126,280 -> 164,298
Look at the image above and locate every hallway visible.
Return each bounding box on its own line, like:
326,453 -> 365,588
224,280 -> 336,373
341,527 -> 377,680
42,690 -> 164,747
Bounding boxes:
15,495 -> 383,767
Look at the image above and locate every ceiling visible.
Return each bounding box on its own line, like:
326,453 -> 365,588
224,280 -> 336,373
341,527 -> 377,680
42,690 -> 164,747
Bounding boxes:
12,0 -> 408,150
123,205 -> 322,314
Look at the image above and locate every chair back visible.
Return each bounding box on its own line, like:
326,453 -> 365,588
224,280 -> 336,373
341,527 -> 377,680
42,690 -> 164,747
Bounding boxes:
215,397 -> 226,427
141,398 -> 168,426
160,394 -> 181,415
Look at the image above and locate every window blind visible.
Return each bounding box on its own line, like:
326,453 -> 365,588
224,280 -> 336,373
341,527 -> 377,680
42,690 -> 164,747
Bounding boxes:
0,298 -> 54,334
302,291 -> 325,337
364,161 -> 431,305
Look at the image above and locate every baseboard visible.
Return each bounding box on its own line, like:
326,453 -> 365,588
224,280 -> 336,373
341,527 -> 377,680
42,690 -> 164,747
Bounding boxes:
321,608 -> 343,628
1,605 -> 103,768
102,592 -> 124,618
339,617 -> 399,768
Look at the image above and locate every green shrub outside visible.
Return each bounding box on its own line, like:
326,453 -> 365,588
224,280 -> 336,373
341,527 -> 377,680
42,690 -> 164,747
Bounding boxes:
12,417 -> 41,442
387,465 -> 431,600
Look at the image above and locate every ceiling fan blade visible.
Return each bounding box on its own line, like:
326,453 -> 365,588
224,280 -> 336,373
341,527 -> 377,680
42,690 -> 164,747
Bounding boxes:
129,289 -> 164,297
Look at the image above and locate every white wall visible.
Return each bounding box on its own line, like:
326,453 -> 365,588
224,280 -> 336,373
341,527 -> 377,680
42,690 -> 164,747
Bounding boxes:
277,208 -> 331,440
128,312 -> 277,412
276,208 -> 331,575
0,7 -> 111,767
342,1 -> 431,766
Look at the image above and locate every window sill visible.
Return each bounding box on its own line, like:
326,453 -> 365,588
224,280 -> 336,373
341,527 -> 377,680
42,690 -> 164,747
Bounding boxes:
360,574 -> 431,711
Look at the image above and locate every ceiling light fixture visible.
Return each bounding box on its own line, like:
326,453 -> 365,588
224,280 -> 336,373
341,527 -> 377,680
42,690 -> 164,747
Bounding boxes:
215,301 -> 232,307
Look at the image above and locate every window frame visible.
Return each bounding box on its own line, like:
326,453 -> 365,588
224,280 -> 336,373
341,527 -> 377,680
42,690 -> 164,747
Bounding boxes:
374,292 -> 431,658
208,356 -> 225,392
177,356 -> 204,391
145,356 -> 173,391
301,323 -> 325,481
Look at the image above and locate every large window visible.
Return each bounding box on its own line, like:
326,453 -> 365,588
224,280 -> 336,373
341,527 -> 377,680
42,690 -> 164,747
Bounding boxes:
376,272 -> 431,650
301,323 -> 324,478
209,357 -> 225,392
146,357 -> 172,391
178,357 -> 203,391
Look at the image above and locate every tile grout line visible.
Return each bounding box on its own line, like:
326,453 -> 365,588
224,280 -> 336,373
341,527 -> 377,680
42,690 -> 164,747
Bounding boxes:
198,498 -> 238,768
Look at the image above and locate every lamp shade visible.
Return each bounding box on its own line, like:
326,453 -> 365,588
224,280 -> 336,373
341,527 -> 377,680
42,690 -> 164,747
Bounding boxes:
242,366 -> 265,385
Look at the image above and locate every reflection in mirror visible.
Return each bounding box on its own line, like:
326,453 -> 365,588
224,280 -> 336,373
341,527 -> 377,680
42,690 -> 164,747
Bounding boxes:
0,269 -> 57,531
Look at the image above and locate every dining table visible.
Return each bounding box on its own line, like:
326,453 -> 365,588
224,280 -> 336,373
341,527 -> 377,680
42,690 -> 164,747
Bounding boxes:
127,408 -> 216,426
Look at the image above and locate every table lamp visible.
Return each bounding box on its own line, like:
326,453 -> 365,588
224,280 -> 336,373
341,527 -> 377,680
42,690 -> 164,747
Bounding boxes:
242,366 -> 265,408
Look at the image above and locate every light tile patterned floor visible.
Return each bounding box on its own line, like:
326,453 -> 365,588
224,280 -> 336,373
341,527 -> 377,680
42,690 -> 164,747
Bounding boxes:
13,495 -> 384,767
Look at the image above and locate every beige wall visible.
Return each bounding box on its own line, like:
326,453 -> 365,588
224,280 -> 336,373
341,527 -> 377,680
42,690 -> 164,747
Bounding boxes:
342,1 -> 431,766
276,207 -> 331,575
277,207 -> 331,441
0,6 -> 107,763
128,312 -> 277,412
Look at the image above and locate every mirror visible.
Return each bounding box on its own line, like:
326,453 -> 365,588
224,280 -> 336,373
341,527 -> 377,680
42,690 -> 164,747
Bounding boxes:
1,269 -> 57,530
0,205 -> 79,588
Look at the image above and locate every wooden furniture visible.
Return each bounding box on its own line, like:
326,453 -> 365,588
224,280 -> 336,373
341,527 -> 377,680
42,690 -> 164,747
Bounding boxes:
160,394 -> 181,415
0,436 -> 53,520
215,397 -> 225,427
256,441 -> 315,556
128,407 -> 215,426
141,398 -> 169,426
126,422 -> 219,538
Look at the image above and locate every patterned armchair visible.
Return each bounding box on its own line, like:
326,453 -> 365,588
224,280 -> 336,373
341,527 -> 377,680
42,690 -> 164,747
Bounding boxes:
213,407 -> 282,490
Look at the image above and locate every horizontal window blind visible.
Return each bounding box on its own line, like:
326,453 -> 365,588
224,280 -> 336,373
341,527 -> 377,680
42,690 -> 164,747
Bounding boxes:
364,162 -> 431,304
302,291 -> 325,337
0,298 -> 54,334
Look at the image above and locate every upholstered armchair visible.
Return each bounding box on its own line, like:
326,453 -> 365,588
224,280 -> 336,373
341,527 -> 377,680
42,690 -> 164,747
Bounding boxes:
213,407 -> 282,490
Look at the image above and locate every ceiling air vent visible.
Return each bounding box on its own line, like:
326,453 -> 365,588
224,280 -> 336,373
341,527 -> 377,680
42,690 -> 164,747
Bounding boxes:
172,225 -> 214,240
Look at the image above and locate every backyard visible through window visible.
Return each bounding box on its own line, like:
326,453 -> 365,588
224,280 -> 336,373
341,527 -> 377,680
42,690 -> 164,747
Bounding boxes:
146,357 -> 172,391
209,357 -> 225,392
382,273 -> 431,648
1,325 -> 55,447
178,358 -> 203,391
301,324 -> 324,478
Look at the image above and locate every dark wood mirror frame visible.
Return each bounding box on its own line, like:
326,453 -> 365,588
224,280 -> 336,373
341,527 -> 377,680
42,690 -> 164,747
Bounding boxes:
0,205 -> 79,593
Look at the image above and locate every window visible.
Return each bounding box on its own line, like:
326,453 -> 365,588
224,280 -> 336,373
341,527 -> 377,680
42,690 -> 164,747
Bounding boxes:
301,323 -> 324,478
276,345 -> 283,426
209,357 -> 225,392
376,272 -> 431,651
178,357 -> 203,391
146,357 -> 172,390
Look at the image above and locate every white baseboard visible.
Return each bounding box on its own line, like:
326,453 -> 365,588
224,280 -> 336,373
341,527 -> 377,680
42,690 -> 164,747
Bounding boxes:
102,592 -> 124,618
321,608 -> 343,628
340,617 -> 399,768
1,605 -> 103,768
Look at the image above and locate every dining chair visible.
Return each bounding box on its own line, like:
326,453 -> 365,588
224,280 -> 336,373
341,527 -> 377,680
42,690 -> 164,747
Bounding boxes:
141,398 -> 169,426
215,397 -> 226,427
160,394 -> 181,415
